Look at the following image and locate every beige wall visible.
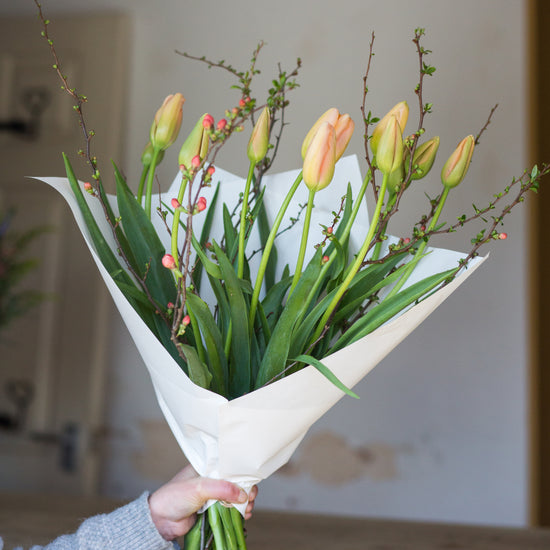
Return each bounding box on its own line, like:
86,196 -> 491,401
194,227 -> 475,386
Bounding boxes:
2,0 -> 530,526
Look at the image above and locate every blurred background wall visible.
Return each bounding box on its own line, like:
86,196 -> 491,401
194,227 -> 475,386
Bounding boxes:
0,0 -> 532,527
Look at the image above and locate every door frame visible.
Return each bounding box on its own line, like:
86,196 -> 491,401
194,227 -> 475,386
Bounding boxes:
528,0 -> 550,527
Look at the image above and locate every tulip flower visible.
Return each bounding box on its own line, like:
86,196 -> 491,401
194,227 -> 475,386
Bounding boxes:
387,135 -> 475,299
334,113 -> 355,161
290,122 -> 337,295
150,93 -> 185,151
303,122 -> 337,192
247,106 -> 271,164
301,108 -> 340,159
178,114 -> 210,170
376,115 -> 404,175
441,135 -> 475,188
371,101 -> 409,156
405,136 -> 440,181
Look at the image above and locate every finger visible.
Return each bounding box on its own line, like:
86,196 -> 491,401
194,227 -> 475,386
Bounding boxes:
194,478 -> 248,505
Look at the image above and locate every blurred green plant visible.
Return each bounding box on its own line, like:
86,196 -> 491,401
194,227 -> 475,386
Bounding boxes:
0,209 -> 49,334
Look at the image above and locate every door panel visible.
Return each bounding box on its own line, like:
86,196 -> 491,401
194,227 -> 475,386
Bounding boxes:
0,13 -> 129,495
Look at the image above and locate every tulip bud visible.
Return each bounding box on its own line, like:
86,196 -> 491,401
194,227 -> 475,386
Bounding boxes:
247,106 -> 271,164
441,135 -> 475,188
371,101 -> 409,156
303,122 -> 337,192
376,115 -> 404,175
150,93 -> 185,151
405,136 -> 440,180
334,113 -> 355,161
178,113 -> 210,170
301,108 -> 340,160
141,142 -> 165,167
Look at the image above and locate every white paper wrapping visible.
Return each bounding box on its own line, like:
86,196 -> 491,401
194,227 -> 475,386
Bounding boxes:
36,155 -> 486,513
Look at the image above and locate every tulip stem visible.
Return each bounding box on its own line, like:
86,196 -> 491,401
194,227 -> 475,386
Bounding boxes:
371,193 -> 397,261
137,165 -> 148,205
289,188 -> 316,296
309,172 -> 389,345
145,147 -> 162,219
238,162 -> 256,278
171,174 -> 190,269
385,185 -> 450,299
249,172 -> 303,332
297,170 -> 372,325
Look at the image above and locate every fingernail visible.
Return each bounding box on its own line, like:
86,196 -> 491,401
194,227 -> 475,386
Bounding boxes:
238,489 -> 248,503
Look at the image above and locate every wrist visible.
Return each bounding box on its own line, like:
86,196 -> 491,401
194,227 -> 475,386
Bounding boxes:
148,493 -> 177,541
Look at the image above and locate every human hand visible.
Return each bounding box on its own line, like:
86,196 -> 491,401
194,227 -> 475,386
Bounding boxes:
148,465 -> 258,541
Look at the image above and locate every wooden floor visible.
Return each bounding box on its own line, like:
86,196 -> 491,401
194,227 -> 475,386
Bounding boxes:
1,493 -> 550,549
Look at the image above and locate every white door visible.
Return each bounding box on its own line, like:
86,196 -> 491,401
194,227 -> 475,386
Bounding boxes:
0,13 -> 129,495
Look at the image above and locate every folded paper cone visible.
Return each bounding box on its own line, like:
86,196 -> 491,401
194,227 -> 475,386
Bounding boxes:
36,156 -> 486,514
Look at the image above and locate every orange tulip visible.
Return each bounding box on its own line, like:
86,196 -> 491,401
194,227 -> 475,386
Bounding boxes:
441,135 -> 475,188
376,115 -> 404,175
334,113 -> 355,161
371,101 -> 408,156
301,108 -> 340,159
303,122 -> 337,192
406,136 -> 440,180
247,106 -> 271,164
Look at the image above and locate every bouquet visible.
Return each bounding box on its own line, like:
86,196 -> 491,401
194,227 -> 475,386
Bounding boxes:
34,4 -> 548,548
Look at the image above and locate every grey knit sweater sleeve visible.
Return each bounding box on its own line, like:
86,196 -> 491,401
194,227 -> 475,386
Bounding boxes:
3,492 -> 178,550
